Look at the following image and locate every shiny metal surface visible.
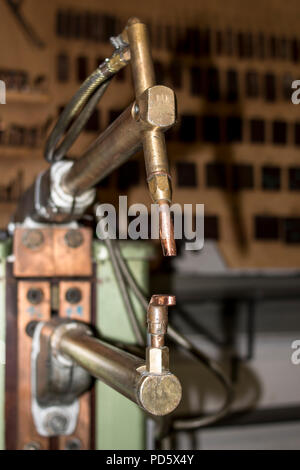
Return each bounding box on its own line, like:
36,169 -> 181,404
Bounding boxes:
50,320 -> 182,417
62,104 -> 142,195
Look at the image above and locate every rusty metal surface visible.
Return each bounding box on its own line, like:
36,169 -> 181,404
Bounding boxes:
58,281 -> 92,450
13,227 -> 92,278
17,281 -> 51,450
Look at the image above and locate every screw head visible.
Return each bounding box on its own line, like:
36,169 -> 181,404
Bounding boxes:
65,287 -> 82,304
64,438 -> 82,450
45,413 -> 68,435
25,320 -> 39,338
27,288 -> 44,305
64,230 -> 84,249
23,441 -> 41,450
22,229 -> 44,250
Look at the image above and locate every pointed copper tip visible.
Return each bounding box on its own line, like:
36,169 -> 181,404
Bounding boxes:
161,236 -> 177,257
158,201 -> 177,257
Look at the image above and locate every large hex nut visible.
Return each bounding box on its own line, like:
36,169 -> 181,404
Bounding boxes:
138,86 -> 176,129
146,346 -> 169,374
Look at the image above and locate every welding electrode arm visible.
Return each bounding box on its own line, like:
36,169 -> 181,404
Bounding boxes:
60,18 -> 177,256
103,238 -> 234,433
15,18 -> 177,258
36,296 -> 182,418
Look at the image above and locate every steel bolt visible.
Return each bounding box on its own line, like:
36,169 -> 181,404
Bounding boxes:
23,441 -> 41,450
27,288 -> 44,305
64,438 -> 82,450
65,287 -> 82,304
46,413 -> 68,435
64,229 -> 84,249
25,320 -> 39,338
22,229 -> 44,250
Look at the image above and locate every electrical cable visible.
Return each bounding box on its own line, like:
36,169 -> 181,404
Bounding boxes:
44,48 -> 129,163
44,71 -> 111,163
52,79 -> 112,163
103,237 -> 145,347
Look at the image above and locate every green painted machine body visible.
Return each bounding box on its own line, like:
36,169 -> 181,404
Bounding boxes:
94,241 -> 154,450
0,239 -> 154,450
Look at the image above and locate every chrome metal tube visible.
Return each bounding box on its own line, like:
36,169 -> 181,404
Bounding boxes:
60,331 -> 143,402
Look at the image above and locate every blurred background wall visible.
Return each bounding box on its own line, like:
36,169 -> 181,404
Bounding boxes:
1,0 -> 300,267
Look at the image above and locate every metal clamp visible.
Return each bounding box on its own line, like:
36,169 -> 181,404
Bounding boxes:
31,320 -> 92,437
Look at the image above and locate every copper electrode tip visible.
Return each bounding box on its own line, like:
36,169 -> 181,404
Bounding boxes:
158,201 -> 177,257
150,295 -> 176,306
161,233 -> 177,257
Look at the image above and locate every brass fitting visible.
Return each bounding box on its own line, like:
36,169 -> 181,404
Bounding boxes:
146,295 -> 176,374
148,173 -> 172,204
146,346 -> 169,374
106,47 -> 131,74
134,86 -> 176,205
126,18 -> 177,256
135,86 -> 176,131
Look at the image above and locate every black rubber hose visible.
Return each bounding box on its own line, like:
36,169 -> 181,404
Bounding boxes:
103,237 -> 145,347
53,79 -> 111,162
45,69 -> 110,163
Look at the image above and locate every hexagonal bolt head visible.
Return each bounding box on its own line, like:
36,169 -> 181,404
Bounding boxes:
146,346 -> 169,374
137,86 -> 176,129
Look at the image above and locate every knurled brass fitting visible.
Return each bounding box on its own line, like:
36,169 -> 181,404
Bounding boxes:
146,295 -> 176,374
107,47 -> 131,73
148,173 -> 172,204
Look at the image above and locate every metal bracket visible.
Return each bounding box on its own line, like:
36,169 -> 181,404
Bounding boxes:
31,321 -> 92,437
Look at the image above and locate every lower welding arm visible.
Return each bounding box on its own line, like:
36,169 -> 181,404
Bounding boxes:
35,318 -> 182,418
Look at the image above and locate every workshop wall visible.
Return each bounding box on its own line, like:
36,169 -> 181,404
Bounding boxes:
0,0 -> 300,267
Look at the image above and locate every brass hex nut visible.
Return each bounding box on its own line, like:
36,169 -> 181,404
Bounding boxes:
146,346 -> 169,374
148,173 -> 172,203
138,86 -> 176,129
